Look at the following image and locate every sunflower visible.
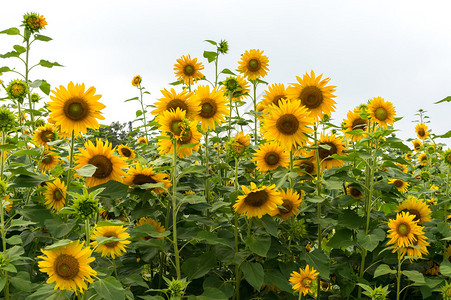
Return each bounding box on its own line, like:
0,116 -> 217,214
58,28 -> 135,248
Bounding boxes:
173,54 -> 205,85
152,88 -> 199,120
237,49 -> 269,80
400,233 -> 429,260
404,152 -> 413,160
223,76 -> 250,101
48,82 -> 105,137
253,142 -> 289,172
39,150 -> 60,171
137,136 -> 148,144
229,131 -> 251,157
367,97 -> 396,128
131,75 -> 142,87
294,156 -> 317,177
38,240 -> 96,293
192,85 -> 229,131
397,196 -> 432,224
74,139 -> 127,188
124,162 -> 171,194
286,71 -> 336,120
261,99 -> 314,148
343,109 -> 368,142
117,144 -> 135,160
387,211 -> 424,248
43,178 -> 67,212
233,182 -> 282,218
347,184 -> 364,199
91,225 -> 131,259
259,83 -> 289,113
415,123 -> 429,140
396,163 -> 408,173
412,139 -> 422,152
33,124 -> 58,148
418,153 -> 428,166
388,178 -> 409,194
289,265 -> 319,296
136,217 -> 166,240
315,133 -> 346,169
270,189 -> 303,220
23,12 -> 47,33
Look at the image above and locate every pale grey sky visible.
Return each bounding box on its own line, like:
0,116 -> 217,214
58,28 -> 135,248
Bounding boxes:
1,0 -> 451,145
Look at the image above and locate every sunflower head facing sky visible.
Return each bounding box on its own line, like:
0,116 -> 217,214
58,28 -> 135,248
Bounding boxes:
117,144 -> 136,160
253,142 -> 289,172
415,123 -> 429,140
367,96 -> 396,128
91,225 -> 131,259
43,178 -> 67,212
38,240 -> 96,293
222,76 -> 250,101
193,85 -> 229,131
33,123 -> 58,148
233,182 -> 282,219
259,83 -> 289,113
289,265 -> 319,296
287,70 -> 336,120
39,150 -> 60,171
152,88 -> 198,120
173,54 -> 205,85
124,162 -> 171,194
387,211 -> 425,249
131,75 -> 142,87
343,109 -> 368,142
228,131 -> 251,157
418,153 -> 428,166
237,49 -> 269,80
48,82 -> 105,137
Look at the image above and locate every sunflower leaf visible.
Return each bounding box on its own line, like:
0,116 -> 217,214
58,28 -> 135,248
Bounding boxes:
357,228 -> 385,251
440,258 -> 451,277
204,39 -> 217,46
93,277 -> 125,300
241,262 -> 264,290
203,51 -> 218,63
220,68 -> 236,76
13,45 -> 26,54
39,80 -> 51,95
75,164 -> 97,177
0,66 -> 11,73
373,264 -> 396,278
34,34 -> 52,42
402,270 -> 425,284
38,59 -> 63,68
0,27 -> 20,35
43,239 -> 72,250
435,96 -> 451,104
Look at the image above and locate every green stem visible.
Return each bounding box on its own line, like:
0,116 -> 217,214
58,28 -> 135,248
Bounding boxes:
85,219 -> 90,247
112,258 -> 119,280
445,167 -> 450,220
25,37 -> 35,130
228,94 -> 233,138
205,131 -> 210,204
0,130 -> 8,299
396,251 -> 402,300
252,81 -> 258,146
139,85 -> 148,141
1,131 -> 5,179
313,124 -> 322,299
171,139 -> 181,279
233,158 -> 241,300
289,149 -> 294,189
66,131 -> 76,195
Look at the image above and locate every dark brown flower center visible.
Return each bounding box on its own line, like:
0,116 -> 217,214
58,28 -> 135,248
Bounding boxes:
300,86 -> 323,109
397,223 -> 410,236
418,129 -> 425,137
120,148 -> 132,157
133,174 -> 157,185
42,155 -> 53,165
407,209 -> 421,222
184,65 -> 195,76
53,189 -> 64,202
103,232 -> 119,248
200,99 -> 217,118
375,107 -> 387,121
318,142 -> 338,160
133,77 -> 141,85
279,199 -> 293,214
351,118 -> 367,131
179,130 -> 193,145
54,254 -> 79,280
299,161 -> 314,174
244,190 -> 269,207
247,59 -> 260,72
40,130 -> 54,143
394,180 -> 404,188
264,152 -> 280,166
63,98 -> 90,121
170,120 -> 183,135
272,95 -> 287,106
88,155 -> 113,179
276,114 -> 300,135
166,99 -> 188,113
349,187 -> 362,198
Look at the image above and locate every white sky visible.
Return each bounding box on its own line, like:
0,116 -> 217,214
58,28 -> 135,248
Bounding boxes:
1,0 -> 451,145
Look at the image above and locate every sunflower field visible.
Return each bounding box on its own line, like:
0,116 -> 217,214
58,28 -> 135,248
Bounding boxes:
1,13 -> 451,300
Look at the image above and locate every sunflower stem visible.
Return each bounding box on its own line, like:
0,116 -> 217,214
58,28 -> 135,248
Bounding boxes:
66,130 -> 76,196
228,94 -> 233,138
252,81 -> 258,146
313,124 -> 322,299
25,37 -> 35,131
233,157 -> 241,300
171,139 -> 181,280
138,84 -> 149,141
445,167 -> 450,220
396,250 -> 402,300
205,131 -> 211,204
112,258 -> 119,280
85,219 -> 90,247
0,132 -> 8,300
1,131 -> 5,179
289,149 -> 294,190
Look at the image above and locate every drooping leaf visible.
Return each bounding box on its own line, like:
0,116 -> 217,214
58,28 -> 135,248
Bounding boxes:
373,264 -> 396,278
92,277 -> 125,300
241,262 -> 264,290
181,251 -> 216,280
38,59 -> 63,68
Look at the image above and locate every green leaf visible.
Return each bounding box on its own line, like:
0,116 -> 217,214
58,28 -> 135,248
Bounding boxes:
9,271 -> 31,292
0,66 -> 11,73
373,264 -> 396,278
245,235 -> 271,257
261,215 -> 278,237
204,39 -> 217,45
9,219 -> 37,227
181,251 -> 216,280
327,228 -> 354,249
75,164 -> 97,177
0,28 -> 20,35
338,210 -> 365,229
188,287 -> 227,300
322,179 -> 343,190
402,270 -> 425,284
0,51 -> 20,58
180,165 -> 207,176
264,268 -> 293,293
13,45 -> 26,54
434,130 -> 451,139
180,194 -> 207,205
195,231 -> 233,248
44,218 -> 78,238
11,174 -> 48,187
124,96 -> 139,103
435,96 -> 451,104
203,51 -> 218,63
307,195 -> 325,203
136,110 -> 143,117
11,149 -> 41,156
39,80 -> 51,95
34,34 -> 52,42
38,59 -> 63,68
357,228 -> 385,251
0,276 -> 5,293
440,258 -> 451,277
6,235 -> 22,245
220,68 -> 236,75
30,79 -> 43,88
304,249 -> 329,277
92,277 -> 125,300
131,224 -> 171,239
26,284 -> 72,300
88,180 -> 129,200
44,239 -> 73,250
241,262 -> 264,290
95,236 -> 127,247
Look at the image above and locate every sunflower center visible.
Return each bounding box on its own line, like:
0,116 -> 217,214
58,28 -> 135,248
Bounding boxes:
53,189 -> 64,202
407,209 -> 421,222
279,199 -> 293,214
272,95 -> 287,106
374,107 -> 387,121
179,130 -> 193,145
248,59 -> 260,72
121,148 -> 132,157
299,161 -> 314,174
318,142 -> 337,160
40,130 -> 54,143
133,77 -> 141,85
227,79 -> 238,90
302,278 -> 312,287
88,155 -> 113,179
300,86 -> 323,109
394,180 -> 403,188
397,223 -> 410,236
42,155 -> 53,164
54,254 -> 80,280
200,100 -> 217,118
103,232 -> 119,248
166,99 -> 188,113
351,118 -> 367,131
349,187 -> 362,198
264,152 -> 280,166
170,121 -> 183,135
244,190 -> 269,207
133,174 -> 157,185
11,83 -> 25,97
184,65 -> 195,76
276,114 -> 300,135
418,129 -> 425,137
63,98 -> 89,121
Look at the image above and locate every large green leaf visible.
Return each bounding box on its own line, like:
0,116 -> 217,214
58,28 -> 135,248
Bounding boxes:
0,28 -> 20,35
245,234 -> 271,257
373,264 -> 396,278
304,249 -> 329,277
187,287 -> 227,300
181,251 -> 216,280
92,277 -> 125,300
241,262 -> 264,290
327,228 -> 354,249
440,258 -> 451,277
403,270 -> 425,285
357,228 -> 385,251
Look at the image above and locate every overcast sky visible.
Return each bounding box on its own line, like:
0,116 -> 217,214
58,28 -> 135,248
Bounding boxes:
1,0 -> 451,145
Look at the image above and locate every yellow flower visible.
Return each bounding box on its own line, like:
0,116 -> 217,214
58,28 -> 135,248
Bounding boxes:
48,82 -> 105,137
43,178 -> 67,212
39,150 -> 60,171
253,142 -> 289,172
387,211 -> 424,248
287,70 -> 336,120
397,196 -> 432,224
343,109 -> 368,142
261,99 -> 314,149
395,163 -> 408,173
233,182 -> 282,219
388,178 -> 409,194
237,49 -> 269,80
23,12 -> 47,32
38,240 -> 96,293
91,225 -> 131,259
418,153 -> 428,166
400,233 -> 429,260
117,144 -> 136,160
124,162 -> 171,194
192,85 -> 229,131
295,156 -> 317,177
415,123 -> 429,140
229,131 -> 251,157
412,139 -> 422,152
270,189 -> 303,220
404,152 -> 413,160
132,75 -> 142,87
347,184 -> 364,199
136,217 -> 166,240
152,88 -> 199,120
223,76 -> 250,101
259,83 -> 289,113
367,96 -> 396,128
33,124 -> 58,148
74,139 -> 128,187
173,54 -> 204,85
137,136 -> 148,144
289,265 -> 319,296
314,133 -> 346,170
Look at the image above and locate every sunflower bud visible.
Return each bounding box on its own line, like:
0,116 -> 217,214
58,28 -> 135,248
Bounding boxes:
35,119 -> 46,128
30,93 -> 41,103
218,39 -> 229,54
361,285 -> 390,300
442,282 -> 451,300
6,80 -> 28,103
165,277 -> 189,297
71,189 -> 100,220
419,169 -> 431,182
22,12 -> 47,33
0,107 -> 17,133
